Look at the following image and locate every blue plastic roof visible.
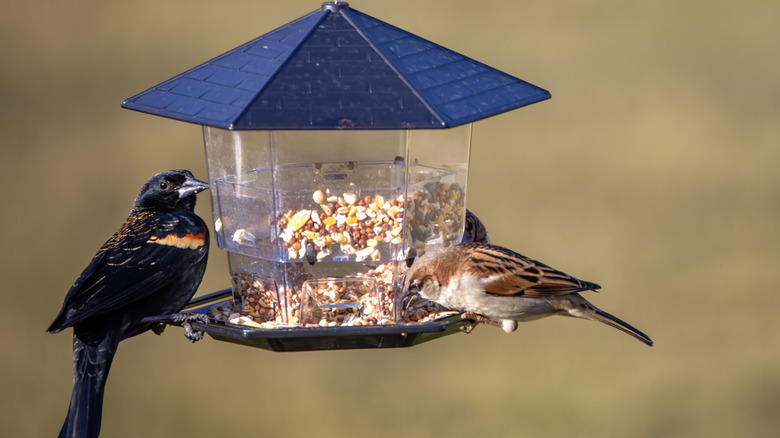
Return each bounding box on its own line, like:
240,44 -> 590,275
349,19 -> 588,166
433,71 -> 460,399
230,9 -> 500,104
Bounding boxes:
122,2 -> 550,130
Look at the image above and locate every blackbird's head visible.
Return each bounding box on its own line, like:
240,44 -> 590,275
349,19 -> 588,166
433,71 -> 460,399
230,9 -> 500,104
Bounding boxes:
132,170 -> 209,213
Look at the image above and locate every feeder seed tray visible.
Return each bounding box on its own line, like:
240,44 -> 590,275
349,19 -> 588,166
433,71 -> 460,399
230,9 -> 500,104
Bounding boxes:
145,289 -> 473,352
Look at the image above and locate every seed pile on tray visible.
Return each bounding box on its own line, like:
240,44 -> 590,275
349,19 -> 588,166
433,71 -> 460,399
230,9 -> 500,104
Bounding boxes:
208,262 -> 451,328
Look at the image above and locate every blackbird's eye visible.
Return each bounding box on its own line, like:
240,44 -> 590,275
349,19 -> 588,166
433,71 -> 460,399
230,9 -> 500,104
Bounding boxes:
159,181 -> 171,192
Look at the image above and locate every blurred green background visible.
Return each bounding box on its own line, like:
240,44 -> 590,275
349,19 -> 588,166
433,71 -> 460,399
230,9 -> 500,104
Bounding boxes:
2,0 -> 779,436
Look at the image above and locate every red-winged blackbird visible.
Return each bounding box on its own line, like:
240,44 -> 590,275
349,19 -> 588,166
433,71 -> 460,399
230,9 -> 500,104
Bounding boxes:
461,209 -> 490,244
48,170 -> 210,438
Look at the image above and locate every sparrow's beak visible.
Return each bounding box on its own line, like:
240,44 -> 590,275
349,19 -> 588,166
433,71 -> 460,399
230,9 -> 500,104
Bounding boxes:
401,277 -> 425,310
177,176 -> 209,199
401,291 -> 423,310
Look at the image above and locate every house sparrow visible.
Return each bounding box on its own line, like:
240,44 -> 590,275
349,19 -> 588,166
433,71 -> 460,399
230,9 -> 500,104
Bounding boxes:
403,242 -> 652,346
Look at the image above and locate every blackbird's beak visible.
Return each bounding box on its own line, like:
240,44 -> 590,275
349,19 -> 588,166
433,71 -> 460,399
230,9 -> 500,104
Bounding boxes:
177,176 -> 209,199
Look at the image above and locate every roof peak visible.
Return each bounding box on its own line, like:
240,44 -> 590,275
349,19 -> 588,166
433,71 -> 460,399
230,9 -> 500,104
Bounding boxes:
122,3 -> 549,130
321,1 -> 349,12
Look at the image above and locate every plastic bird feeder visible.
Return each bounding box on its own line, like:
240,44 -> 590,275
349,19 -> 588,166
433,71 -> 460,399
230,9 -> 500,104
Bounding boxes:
123,2 -> 549,351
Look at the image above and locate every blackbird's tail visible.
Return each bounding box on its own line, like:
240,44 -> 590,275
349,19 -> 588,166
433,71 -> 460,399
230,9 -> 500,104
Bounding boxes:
58,334 -> 119,438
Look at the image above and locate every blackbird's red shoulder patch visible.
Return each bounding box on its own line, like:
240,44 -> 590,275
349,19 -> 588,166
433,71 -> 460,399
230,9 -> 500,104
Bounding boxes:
147,232 -> 206,250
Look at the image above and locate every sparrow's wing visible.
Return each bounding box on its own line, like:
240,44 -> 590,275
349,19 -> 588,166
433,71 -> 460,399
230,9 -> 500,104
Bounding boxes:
49,211 -> 208,331
464,243 -> 600,298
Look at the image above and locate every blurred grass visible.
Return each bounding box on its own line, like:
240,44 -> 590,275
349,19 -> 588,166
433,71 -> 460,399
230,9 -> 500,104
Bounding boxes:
2,0 -> 779,437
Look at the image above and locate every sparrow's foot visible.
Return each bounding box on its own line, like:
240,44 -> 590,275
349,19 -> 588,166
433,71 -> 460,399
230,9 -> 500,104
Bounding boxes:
169,313 -> 210,342
460,322 -> 478,334
461,312 -> 502,333
459,312 -> 478,333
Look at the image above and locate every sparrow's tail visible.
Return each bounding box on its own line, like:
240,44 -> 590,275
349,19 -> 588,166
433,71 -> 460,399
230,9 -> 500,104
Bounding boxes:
58,334 -> 119,438
558,294 -> 653,347
591,308 -> 653,347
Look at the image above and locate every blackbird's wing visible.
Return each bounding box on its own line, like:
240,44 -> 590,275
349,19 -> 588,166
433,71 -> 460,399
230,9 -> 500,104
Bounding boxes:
49,211 -> 208,332
461,210 -> 490,244
462,243 -> 600,298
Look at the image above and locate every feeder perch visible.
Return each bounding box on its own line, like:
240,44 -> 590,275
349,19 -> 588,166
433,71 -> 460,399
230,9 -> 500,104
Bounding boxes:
123,2 -> 550,351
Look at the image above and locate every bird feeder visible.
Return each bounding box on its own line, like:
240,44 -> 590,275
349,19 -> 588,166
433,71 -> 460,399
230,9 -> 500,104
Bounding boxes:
123,2 -> 549,351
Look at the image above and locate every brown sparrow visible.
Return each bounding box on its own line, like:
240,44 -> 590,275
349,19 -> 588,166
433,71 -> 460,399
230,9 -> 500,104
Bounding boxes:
403,242 -> 653,346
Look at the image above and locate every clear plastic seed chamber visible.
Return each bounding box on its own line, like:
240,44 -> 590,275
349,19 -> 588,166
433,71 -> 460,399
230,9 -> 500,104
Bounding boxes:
123,2 -> 549,351
205,125 -> 470,329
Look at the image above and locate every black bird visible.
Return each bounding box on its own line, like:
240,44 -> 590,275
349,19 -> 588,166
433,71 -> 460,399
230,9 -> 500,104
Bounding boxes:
48,170 -> 210,438
461,209 -> 490,244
